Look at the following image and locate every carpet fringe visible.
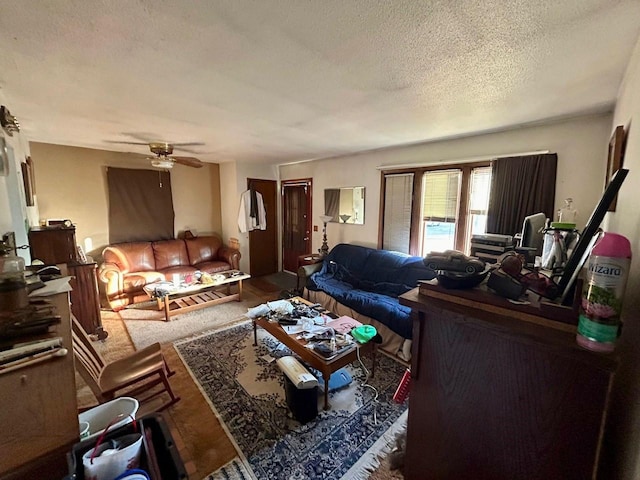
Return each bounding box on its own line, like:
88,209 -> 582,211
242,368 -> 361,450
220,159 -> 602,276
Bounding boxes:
342,409 -> 408,480
172,341 -> 258,480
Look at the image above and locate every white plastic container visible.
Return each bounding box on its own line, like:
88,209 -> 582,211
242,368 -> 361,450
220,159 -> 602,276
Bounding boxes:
78,397 -> 139,441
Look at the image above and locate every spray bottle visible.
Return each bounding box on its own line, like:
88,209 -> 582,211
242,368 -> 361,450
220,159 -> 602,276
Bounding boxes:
577,232 -> 632,353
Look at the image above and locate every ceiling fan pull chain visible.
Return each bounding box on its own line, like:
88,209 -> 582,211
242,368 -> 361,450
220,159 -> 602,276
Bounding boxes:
158,170 -> 163,188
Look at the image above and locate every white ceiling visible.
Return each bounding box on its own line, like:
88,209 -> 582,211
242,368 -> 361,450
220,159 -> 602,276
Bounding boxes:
0,1 -> 639,165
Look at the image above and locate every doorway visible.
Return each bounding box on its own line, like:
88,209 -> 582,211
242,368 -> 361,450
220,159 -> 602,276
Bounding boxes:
248,178 -> 278,277
281,179 -> 312,273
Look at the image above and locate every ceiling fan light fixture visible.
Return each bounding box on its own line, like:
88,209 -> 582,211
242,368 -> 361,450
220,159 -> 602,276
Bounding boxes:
150,157 -> 174,169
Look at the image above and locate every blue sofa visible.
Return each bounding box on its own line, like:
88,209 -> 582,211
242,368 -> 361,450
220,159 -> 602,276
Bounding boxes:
303,244 -> 436,359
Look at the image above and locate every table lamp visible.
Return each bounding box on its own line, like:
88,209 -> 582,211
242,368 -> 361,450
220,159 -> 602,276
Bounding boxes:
319,215 -> 333,256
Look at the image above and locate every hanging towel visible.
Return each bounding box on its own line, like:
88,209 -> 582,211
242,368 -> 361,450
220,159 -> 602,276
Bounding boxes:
238,189 -> 267,232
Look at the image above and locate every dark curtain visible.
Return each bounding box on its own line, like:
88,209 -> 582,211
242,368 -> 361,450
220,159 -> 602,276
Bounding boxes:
107,167 -> 174,244
486,153 -> 557,236
324,189 -> 340,221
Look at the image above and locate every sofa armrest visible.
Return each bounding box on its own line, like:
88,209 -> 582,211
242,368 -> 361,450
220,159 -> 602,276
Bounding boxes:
98,262 -> 124,307
218,246 -> 241,270
297,262 -> 323,288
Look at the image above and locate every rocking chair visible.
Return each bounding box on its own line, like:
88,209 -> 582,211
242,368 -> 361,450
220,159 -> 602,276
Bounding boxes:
71,315 -> 180,411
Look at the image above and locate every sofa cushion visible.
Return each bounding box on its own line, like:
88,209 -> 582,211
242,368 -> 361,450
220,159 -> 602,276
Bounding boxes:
158,266 -> 199,279
309,243 -> 436,339
185,236 -> 222,266
195,260 -> 232,274
123,271 -> 165,293
152,239 -> 190,270
103,242 -> 157,273
308,273 -> 413,338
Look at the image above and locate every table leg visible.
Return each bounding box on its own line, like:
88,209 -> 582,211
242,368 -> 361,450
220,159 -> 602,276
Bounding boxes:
163,296 -> 171,322
238,280 -> 243,301
323,377 -> 330,410
253,320 -> 257,346
371,344 -> 377,378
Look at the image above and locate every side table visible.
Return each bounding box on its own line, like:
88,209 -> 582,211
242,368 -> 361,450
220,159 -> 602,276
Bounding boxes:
297,253 -> 323,269
297,254 -> 324,291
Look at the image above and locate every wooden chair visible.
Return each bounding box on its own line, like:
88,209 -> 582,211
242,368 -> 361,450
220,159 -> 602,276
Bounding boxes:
71,315 -> 180,411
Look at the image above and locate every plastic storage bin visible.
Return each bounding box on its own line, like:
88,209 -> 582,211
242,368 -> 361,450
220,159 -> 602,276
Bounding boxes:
79,396 -> 139,441
65,413 -> 187,480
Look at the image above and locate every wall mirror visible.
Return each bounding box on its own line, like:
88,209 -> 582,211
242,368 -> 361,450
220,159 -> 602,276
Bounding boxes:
324,187 -> 365,224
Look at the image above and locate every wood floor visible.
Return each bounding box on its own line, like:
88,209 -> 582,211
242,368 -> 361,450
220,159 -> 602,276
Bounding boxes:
77,279 -> 281,479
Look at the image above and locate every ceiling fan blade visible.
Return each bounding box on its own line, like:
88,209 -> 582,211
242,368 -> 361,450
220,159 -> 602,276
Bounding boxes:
172,156 -> 204,168
171,142 -> 206,147
104,140 -> 151,145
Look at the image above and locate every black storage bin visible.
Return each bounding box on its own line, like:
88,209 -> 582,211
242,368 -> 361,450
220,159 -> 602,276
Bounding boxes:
283,374 -> 318,423
65,413 -> 187,480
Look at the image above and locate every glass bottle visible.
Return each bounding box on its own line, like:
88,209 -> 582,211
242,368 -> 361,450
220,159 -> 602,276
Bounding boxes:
0,241 -> 25,282
558,198 -> 578,224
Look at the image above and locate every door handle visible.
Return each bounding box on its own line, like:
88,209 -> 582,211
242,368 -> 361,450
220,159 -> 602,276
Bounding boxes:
303,237 -> 309,241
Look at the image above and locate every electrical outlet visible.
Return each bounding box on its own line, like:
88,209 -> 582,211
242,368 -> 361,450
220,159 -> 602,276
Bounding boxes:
313,225 -> 318,232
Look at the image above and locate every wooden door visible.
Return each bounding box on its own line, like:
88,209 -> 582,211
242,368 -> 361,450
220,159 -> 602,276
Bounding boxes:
282,179 -> 312,273
248,178 -> 278,277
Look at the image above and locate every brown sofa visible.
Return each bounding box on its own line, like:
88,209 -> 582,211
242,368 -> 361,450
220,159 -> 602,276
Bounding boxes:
98,236 -> 241,311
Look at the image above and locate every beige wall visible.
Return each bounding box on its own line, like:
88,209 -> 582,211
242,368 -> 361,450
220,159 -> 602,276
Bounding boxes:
601,33 -> 640,479
219,161 -> 279,273
279,113 -> 613,254
30,142 -> 222,258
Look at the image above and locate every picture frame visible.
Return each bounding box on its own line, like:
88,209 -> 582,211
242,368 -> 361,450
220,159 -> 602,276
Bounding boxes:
0,136 -> 9,177
605,125 -> 626,212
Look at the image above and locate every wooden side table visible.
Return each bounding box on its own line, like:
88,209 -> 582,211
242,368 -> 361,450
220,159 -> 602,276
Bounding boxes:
297,253 -> 323,269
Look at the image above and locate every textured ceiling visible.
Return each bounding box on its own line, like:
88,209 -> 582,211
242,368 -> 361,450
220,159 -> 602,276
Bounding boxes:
0,0 -> 639,165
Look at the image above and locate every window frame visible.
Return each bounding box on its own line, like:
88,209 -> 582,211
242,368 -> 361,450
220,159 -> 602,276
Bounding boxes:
379,161 -> 490,256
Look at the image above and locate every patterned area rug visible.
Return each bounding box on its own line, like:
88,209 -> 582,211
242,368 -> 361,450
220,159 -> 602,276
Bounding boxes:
175,321 -> 408,480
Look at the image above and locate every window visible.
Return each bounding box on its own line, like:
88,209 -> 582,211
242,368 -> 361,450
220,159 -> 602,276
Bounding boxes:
381,163 -> 491,256
464,166 -> 492,252
421,169 -> 461,254
382,173 -> 414,253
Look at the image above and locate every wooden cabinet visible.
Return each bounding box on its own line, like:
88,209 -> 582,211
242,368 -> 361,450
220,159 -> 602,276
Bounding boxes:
0,292 -> 78,479
28,227 -> 105,337
399,284 -> 616,480
28,226 -> 79,265
68,263 -> 105,337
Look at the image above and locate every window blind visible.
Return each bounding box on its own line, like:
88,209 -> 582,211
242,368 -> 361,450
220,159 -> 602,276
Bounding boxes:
382,173 -> 414,253
468,167 -> 492,215
422,169 -> 461,221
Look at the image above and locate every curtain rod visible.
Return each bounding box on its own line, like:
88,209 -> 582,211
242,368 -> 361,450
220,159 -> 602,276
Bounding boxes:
376,150 -> 550,170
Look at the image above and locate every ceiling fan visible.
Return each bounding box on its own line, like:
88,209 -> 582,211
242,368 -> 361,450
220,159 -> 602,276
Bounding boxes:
106,140 -> 205,169
146,142 -> 204,169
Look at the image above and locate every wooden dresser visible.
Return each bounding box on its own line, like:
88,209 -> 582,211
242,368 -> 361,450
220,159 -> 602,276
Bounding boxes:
399,283 -> 617,480
0,292 -> 79,479
28,226 -> 105,337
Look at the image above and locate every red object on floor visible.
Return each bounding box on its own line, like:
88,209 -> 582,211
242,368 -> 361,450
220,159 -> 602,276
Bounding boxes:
393,368 -> 411,403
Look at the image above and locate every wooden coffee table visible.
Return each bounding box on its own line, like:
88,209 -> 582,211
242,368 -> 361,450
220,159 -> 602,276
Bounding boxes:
252,298 -> 376,410
144,270 -> 251,322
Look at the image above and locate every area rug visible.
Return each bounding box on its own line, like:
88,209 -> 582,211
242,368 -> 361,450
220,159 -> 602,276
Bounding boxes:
119,292 -> 262,349
175,321 -> 408,480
